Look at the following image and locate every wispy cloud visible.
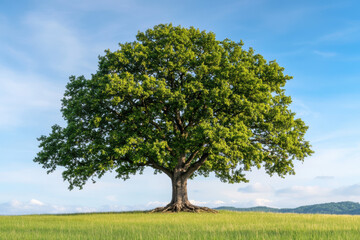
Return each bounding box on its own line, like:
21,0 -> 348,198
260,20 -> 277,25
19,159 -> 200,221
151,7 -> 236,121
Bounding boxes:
334,184 -> 360,196
0,68 -> 62,128
314,176 -> 335,180
313,50 -> 336,57
317,26 -> 360,43
276,186 -> 330,197
23,13 -> 94,74
52,0 -> 138,13
238,182 -> 273,193
254,198 -> 272,206
105,195 -> 118,202
311,129 -> 360,144
289,99 -> 320,119
214,200 -> 225,205
299,26 -> 360,46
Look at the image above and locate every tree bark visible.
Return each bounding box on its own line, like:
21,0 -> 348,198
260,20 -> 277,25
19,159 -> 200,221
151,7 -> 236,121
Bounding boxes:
151,172 -> 217,213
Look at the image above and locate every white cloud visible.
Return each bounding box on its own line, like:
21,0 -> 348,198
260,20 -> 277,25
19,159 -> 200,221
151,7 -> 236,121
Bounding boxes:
0,199 -> 63,215
214,200 -> 225,205
146,201 -> 167,208
189,200 -> 207,205
75,207 -> 97,213
254,198 -> 271,206
4,181 -> 360,215
0,199 -> 129,215
98,205 -> 133,212
30,199 -> 44,206
0,199 -> 176,215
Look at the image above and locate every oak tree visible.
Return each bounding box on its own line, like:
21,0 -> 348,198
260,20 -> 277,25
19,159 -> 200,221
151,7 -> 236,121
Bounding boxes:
34,24 -> 313,212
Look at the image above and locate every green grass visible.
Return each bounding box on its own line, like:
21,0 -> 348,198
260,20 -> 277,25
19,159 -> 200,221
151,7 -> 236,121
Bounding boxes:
1,211 -> 360,239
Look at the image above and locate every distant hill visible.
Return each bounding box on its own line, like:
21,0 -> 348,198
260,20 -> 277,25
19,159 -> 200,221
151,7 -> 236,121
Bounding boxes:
216,201 -> 360,215
216,206 -> 281,213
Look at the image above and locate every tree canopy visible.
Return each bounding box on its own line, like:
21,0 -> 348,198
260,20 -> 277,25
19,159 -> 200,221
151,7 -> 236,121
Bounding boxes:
34,24 -> 313,212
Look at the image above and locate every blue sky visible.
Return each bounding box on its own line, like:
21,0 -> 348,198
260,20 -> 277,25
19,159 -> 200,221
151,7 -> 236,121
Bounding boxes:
1,0 -> 360,214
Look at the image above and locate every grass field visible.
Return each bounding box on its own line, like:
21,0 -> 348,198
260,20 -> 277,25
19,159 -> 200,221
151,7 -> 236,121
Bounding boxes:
1,211 -> 360,239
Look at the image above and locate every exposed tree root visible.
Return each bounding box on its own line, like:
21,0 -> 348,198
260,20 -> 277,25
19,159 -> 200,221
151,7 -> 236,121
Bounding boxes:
150,201 -> 218,213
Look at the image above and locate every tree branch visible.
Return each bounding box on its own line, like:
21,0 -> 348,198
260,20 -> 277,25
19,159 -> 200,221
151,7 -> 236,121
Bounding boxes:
183,152 -> 209,179
175,110 -> 184,134
114,144 -> 173,178
184,90 -> 203,131
105,106 -> 129,122
183,149 -> 200,170
148,159 -> 173,178
137,97 -> 177,158
183,143 -> 205,170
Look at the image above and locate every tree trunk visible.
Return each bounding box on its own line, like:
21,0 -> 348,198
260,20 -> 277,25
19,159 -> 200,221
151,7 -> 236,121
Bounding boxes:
151,173 -> 217,213
170,175 -> 191,209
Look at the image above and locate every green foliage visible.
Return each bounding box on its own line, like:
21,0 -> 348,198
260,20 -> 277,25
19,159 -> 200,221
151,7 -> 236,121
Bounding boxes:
34,23 -> 313,189
2,212 -> 360,239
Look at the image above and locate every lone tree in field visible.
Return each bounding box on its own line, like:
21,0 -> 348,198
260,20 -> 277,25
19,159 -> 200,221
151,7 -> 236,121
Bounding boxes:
34,24 -> 313,212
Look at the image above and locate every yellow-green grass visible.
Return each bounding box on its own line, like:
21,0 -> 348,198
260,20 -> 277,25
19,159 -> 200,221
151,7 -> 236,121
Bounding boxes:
1,211 -> 360,239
